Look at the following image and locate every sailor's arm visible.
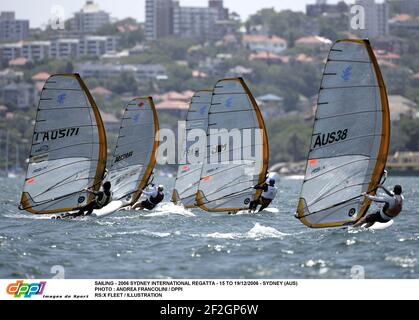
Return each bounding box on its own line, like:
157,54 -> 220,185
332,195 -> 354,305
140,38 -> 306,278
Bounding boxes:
141,189 -> 155,196
377,185 -> 393,197
362,192 -> 387,203
83,188 -> 99,196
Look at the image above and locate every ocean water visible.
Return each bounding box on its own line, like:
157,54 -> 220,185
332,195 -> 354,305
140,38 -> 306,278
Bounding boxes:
0,176 -> 418,279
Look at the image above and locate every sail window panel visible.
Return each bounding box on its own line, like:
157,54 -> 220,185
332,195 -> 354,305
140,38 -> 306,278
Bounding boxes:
26,159 -> 91,202
302,161 -> 369,212
305,200 -> 362,226
329,41 -> 371,62
210,94 -> 253,114
310,135 -> 377,159
44,76 -> 83,90
317,87 -> 381,118
214,80 -> 246,94
321,61 -> 377,88
209,111 -> 256,130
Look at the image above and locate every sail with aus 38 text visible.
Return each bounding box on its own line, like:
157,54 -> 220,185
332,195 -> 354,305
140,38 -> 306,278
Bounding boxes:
296,39 -> 390,228
19,74 -> 107,214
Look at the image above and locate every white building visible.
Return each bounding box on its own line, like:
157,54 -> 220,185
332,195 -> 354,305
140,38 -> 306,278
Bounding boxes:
0,43 -> 22,62
355,0 -> 389,37
1,82 -> 36,109
242,35 -> 287,54
78,36 -> 117,57
145,0 -> 174,40
173,2 -> 219,40
0,12 -> 29,42
21,41 -> 51,61
77,63 -> 168,81
71,1 -> 110,34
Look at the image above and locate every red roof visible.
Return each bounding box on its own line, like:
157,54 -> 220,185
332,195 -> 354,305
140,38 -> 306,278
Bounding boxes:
32,72 -> 51,82
91,86 -> 113,96
243,34 -> 286,44
9,57 -> 28,66
155,100 -> 189,110
296,36 -> 332,45
249,51 -> 288,62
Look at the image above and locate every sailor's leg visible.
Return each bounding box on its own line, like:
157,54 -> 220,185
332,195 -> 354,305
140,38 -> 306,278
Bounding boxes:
257,199 -> 272,213
132,202 -> 142,210
84,202 -> 97,216
248,200 -> 259,213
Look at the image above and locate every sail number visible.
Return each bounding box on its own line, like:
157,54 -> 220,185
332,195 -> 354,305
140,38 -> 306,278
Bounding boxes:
35,127 -> 80,142
313,129 -> 348,149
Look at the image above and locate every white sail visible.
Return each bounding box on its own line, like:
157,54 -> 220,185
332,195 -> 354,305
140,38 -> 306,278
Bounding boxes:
107,97 -> 159,206
172,90 -> 212,208
196,78 -> 269,212
297,39 -> 390,228
20,74 -> 107,214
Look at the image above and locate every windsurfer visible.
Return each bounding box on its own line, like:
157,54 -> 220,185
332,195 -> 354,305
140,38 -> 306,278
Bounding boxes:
249,178 -> 278,213
66,181 -> 113,218
354,185 -> 403,227
132,185 -> 164,210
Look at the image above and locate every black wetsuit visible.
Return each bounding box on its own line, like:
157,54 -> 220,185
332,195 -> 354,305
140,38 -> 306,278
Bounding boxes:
249,184 -> 273,213
139,191 -> 164,210
74,190 -> 111,217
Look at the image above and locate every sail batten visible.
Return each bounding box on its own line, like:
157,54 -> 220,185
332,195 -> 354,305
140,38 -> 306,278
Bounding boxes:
20,74 -> 107,214
297,39 -> 390,228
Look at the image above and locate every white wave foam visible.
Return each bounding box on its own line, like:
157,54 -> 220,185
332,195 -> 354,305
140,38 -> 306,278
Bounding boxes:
247,223 -> 288,239
193,223 -> 288,240
143,202 -> 195,217
113,230 -> 172,238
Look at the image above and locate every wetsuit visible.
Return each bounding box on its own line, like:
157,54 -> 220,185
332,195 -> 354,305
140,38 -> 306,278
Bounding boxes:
365,192 -> 403,223
74,190 -> 112,217
138,189 -> 164,210
249,184 -> 278,213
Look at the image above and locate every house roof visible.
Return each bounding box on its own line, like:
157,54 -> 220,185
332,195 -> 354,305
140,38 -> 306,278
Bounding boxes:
228,65 -> 253,74
249,51 -> 285,62
155,100 -> 189,110
257,94 -> 283,102
296,36 -> 332,45
243,34 -> 286,44
8,57 -> 28,66
91,86 -> 113,96
31,72 -> 51,82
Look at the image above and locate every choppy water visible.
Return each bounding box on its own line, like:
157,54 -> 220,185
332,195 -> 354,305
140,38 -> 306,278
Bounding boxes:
0,176 -> 418,279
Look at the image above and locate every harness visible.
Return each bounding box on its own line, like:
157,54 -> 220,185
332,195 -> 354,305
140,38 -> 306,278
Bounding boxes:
96,191 -> 112,208
149,192 -> 164,205
383,195 -> 403,218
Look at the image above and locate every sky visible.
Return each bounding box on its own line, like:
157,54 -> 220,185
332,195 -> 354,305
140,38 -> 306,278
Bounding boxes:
0,0 -> 352,29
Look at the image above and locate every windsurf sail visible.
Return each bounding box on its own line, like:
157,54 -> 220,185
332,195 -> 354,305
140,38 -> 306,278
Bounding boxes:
296,39 -> 390,228
196,78 -> 269,212
106,97 -> 159,206
19,74 -> 107,214
172,90 -> 212,208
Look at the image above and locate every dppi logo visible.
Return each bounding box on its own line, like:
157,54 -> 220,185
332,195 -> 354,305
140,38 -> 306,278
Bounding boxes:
57,93 -> 67,105
341,66 -> 353,82
6,280 -> 46,298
